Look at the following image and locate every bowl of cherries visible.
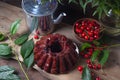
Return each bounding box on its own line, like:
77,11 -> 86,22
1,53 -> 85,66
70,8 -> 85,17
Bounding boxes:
74,18 -> 103,42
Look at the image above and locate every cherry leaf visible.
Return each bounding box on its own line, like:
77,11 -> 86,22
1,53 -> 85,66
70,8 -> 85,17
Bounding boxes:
0,66 -> 20,80
82,66 -> 92,80
91,50 -> 100,62
21,39 -> 34,59
10,19 -> 21,35
24,52 -> 34,68
81,43 -> 91,51
0,44 -> 12,56
99,49 -> 109,66
14,33 -> 29,45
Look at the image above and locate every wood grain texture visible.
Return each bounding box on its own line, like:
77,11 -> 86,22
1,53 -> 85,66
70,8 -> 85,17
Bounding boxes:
0,1 -> 120,80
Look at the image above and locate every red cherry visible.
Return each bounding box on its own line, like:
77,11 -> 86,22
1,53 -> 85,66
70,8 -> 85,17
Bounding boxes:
94,35 -> 99,39
90,30 -> 94,33
93,65 -> 97,70
88,48 -> 93,52
94,26 -> 99,29
86,59 -> 91,64
82,20 -> 88,25
78,29 -> 83,33
76,23 -> 79,26
97,64 -> 101,69
89,23 -> 93,27
94,31 -> 99,35
88,64 -> 93,69
88,32 -> 93,37
90,37 -> 94,41
81,33 -> 85,37
84,54 -> 89,58
75,28 -> 80,33
96,77 -> 101,80
34,35 -> 39,39
88,51 -> 93,56
86,27 -> 91,31
84,35 -> 89,40
81,26 -> 85,30
78,66 -> 83,72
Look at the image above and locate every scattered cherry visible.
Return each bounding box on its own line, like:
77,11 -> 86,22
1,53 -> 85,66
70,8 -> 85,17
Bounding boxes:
93,65 -> 97,70
88,64 -> 93,69
96,77 -> 101,80
84,54 -> 89,58
97,64 -> 101,69
34,35 -> 39,39
78,66 -> 83,72
86,59 -> 91,64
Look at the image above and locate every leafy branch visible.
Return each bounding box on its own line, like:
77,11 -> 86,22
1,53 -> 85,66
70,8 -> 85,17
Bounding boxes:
0,19 -> 30,80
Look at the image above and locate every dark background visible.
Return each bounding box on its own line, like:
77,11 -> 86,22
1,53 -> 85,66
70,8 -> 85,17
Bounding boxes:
1,0 -> 96,25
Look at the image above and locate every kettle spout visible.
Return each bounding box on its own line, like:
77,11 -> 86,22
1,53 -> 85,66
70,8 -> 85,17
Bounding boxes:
54,12 -> 66,24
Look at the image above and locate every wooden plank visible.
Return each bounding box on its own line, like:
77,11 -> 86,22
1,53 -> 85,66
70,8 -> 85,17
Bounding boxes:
0,1 -> 28,34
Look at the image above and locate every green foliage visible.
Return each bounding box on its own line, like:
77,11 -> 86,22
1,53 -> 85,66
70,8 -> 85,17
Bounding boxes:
91,49 -> 100,62
80,43 -> 91,51
10,19 -> 21,35
20,39 -> 34,68
78,0 -> 120,18
0,32 -> 5,41
14,33 -> 29,45
0,44 -> 13,59
0,66 -> 20,80
0,44 -> 12,56
99,49 -> 109,66
24,52 -> 34,69
82,66 -> 92,80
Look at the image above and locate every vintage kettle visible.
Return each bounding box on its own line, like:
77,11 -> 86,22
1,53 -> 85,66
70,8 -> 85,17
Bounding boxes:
22,0 -> 66,35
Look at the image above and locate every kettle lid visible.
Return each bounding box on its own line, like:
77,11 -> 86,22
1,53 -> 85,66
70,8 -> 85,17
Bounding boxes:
22,0 -> 58,16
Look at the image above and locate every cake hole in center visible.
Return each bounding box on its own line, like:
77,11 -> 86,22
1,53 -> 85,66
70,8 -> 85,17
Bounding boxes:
50,41 -> 62,53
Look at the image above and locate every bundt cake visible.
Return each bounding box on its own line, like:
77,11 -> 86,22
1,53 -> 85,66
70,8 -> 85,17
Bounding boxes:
34,34 -> 79,74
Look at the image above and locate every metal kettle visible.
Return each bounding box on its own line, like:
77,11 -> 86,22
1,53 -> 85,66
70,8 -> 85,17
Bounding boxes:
22,0 -> 66,35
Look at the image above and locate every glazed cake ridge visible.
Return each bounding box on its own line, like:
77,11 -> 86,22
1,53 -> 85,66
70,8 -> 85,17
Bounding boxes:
34,34 -> 79,74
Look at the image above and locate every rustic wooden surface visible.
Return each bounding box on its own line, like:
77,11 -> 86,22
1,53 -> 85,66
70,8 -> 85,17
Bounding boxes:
0,1 -> 120,80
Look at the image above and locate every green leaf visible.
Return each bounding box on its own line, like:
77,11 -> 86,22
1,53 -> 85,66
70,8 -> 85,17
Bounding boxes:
0,44 -> 12,56
0,65 -> 15,72
14,33 -> 29,45
0,54 -> 13,59
91,50 -> 100,62
24,52 -> 34,68
0,33 -> 5,41
82,66 -> 92,80
81,43 -> 91,51
21,39 -> 34,59
0,66 -> 15,78
0,66 -> 20,80
10,19 -> 21,35
99,49 -> 109,66
0,74 -> 20,80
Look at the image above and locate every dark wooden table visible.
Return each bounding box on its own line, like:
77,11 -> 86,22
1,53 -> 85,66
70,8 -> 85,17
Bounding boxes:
0,1 -> 120,80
